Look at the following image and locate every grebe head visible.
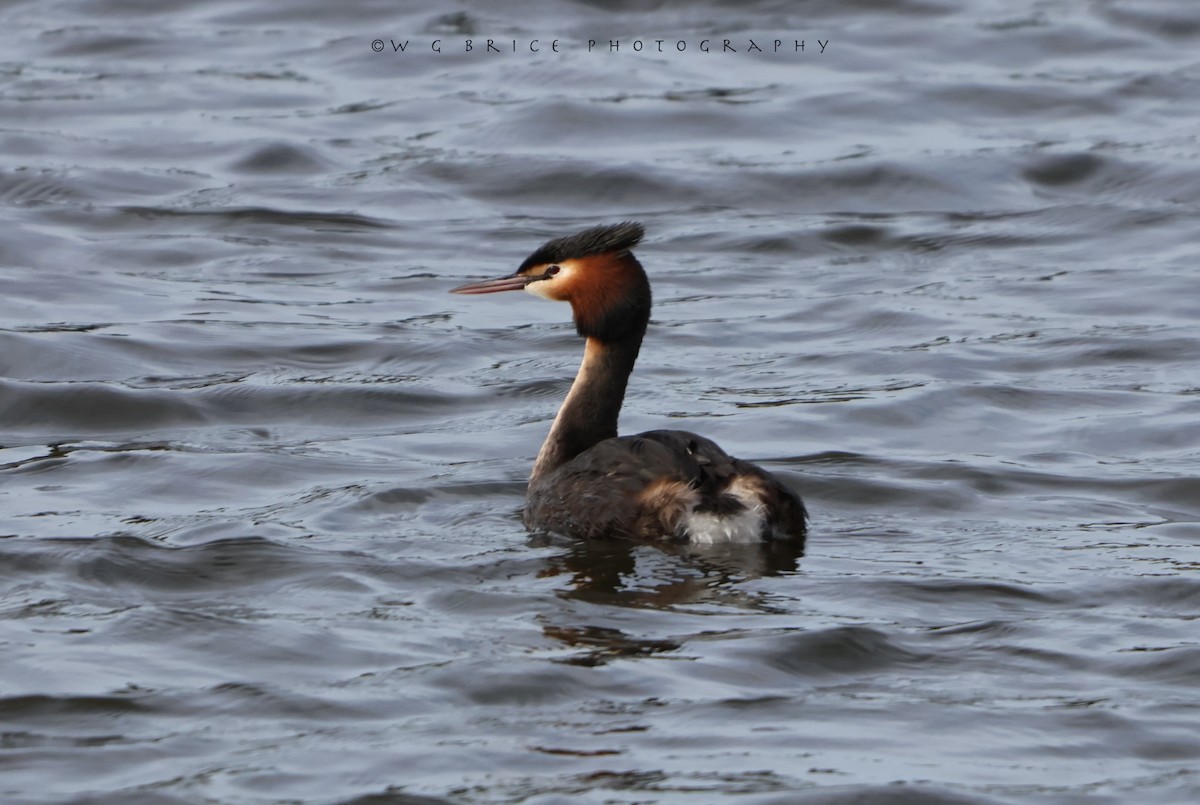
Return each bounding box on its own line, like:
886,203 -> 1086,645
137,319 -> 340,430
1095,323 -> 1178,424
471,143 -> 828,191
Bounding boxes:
451,222 -> 650,341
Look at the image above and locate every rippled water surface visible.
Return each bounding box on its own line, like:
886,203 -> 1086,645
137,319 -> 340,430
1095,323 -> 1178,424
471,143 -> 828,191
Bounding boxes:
3,1 -> 1200,803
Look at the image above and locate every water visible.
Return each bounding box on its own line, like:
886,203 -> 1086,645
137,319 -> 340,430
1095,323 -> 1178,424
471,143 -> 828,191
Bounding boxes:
2,0 -> 1199,803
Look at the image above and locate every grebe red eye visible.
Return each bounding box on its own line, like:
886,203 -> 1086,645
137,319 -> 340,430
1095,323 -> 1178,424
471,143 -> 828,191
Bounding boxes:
545,265 -> 561,277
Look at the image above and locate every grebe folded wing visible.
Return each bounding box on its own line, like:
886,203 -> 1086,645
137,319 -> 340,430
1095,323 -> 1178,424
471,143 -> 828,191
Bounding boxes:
525,429 -> 807,543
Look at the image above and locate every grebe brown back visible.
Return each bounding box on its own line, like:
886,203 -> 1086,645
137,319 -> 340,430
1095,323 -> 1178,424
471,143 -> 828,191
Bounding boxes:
451,222 -> 807,544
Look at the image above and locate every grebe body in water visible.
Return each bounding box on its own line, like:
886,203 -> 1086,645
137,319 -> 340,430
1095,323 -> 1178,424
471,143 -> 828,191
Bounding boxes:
451,222 -> 806,544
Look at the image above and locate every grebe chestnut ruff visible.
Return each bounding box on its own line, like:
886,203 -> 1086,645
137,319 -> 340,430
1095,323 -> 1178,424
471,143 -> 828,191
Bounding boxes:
451,222 -> 807,544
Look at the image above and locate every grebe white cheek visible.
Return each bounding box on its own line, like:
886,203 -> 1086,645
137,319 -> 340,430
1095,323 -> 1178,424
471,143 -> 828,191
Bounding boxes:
450,222 -> 807,545
523,261 -> 574,300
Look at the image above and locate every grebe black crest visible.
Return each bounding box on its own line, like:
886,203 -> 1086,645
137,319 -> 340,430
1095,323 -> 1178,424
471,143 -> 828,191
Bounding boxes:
451,222 -> 807,545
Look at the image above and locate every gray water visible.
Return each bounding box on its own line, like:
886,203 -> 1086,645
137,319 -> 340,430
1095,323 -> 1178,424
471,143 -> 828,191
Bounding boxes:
3,1 -> 1200,803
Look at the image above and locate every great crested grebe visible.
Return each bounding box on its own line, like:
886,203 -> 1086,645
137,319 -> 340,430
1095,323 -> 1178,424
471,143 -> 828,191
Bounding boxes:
451,222 -> 807,544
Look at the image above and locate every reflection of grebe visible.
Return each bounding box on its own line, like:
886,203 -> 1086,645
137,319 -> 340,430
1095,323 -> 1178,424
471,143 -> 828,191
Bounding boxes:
452,222 -> 806,544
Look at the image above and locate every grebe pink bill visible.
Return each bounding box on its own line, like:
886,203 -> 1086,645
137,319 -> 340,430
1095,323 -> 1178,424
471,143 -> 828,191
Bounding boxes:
450,222 -> 807,545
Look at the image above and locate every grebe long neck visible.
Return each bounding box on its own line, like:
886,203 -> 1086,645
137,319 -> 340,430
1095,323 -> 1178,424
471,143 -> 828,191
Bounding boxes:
531,331 -> 642,482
